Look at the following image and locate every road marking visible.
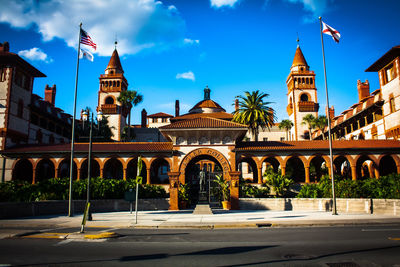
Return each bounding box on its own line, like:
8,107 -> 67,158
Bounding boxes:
362,229 -> 400,232
54,239 -> 73,246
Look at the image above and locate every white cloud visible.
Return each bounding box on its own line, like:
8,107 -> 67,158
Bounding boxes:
176,71 -> 195,81
183,38 -> 200,45
0,0 -> 187,56
284,0 -> 333,22
211,0 -> 240,8
18,47 -> 53,63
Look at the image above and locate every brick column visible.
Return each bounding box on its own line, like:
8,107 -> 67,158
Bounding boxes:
123,168 -> 127,181
168,172 -> 180,210
351,165 -> 357,181
32,167 -> 36,184
281,166 -> 286,176
229,171 -> 241,210
257,167 -> 263,184
305,167 -> 310,183
100,168 -> 104,178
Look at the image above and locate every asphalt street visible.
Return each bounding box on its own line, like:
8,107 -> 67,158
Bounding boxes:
1,225 -> 400,266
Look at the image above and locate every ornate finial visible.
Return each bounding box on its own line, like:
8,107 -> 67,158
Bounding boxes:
115,34 -> 118,49
204,85 -> 211,100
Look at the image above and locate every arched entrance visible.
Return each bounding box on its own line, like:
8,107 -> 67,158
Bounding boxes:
379,155 -> 397,176
103,158 -> 123,179
237,156 -> 258,183
333,155 -> 351,179
285,156 -> 305,183
150,158 -> 171,184
171,148 -> 237,210
35,159 -> 55,182
58,158 -> 77,179
80,159 -> 101,179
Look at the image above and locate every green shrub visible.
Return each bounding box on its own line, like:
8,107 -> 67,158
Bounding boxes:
263,169 -> 294,197
0,177 -> 167,202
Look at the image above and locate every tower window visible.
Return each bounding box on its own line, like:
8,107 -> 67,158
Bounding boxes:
384,63 -> 397,84
390,97 -> 396,113
306,78 -> 309,84
117,81 -> 120,87
300,94 -> 309,102
105,96 -> 114,104
113,81 -> 116,87
302,78 -> 305,84
310,79 -> 313,84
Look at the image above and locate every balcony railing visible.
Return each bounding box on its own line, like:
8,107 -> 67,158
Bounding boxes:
298,101 -> 319,112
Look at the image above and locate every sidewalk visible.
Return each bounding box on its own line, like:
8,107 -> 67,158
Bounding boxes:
1,210 -> 400,234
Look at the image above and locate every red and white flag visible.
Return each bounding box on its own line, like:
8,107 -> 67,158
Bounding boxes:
322,21 -> 340,43
80,28 -> 97,50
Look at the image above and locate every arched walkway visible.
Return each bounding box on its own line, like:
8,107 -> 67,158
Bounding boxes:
12,159 -> 33,183
103,158 -> 123,179
309,155 -> 328,182
285,156 -> 305,183
237,156 -> 258,183
126,158 -> 147,182
150,158 -> 170,184
356,155 -> 378,180
379,155 -> 398,176
80,159 -> 101,179
57,158 -> 77,179
333,155 -> 351,179
261,157 -> 281,174
35,159 -> 55,182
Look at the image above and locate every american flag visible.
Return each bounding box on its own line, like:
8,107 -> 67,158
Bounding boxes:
80,29 -> 97,50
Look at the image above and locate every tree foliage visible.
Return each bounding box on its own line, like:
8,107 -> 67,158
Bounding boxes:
232,90 -> 276,141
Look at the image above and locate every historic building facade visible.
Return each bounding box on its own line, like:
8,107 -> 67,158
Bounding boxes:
1,41 -> 400,210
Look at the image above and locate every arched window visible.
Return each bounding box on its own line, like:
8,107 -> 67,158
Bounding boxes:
105,96 -> 114,104
310,79 -> 313,85
105,81 -> 108,87
302,78 -> 305,84
300,94 -> 309,102
113,81 -> 116,87
306,78 -> 309,84
17,99 -> 23,118
117,81 -> 120,87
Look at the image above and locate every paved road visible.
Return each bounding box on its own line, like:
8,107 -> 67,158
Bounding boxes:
1,225 -> 400,266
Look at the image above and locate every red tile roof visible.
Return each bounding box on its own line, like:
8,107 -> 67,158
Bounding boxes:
235,140 -> 400,151
189,99 -> 225,112
160,117 -> 247,129
3,142 -> 173,154
171,111 -> 233,121
147,112 -> 173,118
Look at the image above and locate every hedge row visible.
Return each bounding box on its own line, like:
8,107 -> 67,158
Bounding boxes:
297,173 -> 400,199
0,177 -> 167,202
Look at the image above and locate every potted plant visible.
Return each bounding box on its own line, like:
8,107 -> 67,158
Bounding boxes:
215,175 -> 231,210
178,183 -> 190,209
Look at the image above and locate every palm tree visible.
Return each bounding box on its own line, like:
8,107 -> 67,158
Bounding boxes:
278,119 -> 294,141
117,90 -> 143,140
301,114 -> 316,140
232,90 -> 276,141
315,115 -> 328,140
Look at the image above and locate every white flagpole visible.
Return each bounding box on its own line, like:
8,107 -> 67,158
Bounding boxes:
319,17 -> 337,215
68,23 -> 82,217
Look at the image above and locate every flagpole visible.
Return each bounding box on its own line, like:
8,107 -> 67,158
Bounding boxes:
68,22 -> 82,217
319,17 -> 337,215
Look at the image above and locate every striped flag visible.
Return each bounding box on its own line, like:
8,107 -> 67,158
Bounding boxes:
322,21 -> 341,43
80,29 -> 97,50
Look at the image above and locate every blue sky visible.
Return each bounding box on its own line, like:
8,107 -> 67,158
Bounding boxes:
1,0 -> 400,124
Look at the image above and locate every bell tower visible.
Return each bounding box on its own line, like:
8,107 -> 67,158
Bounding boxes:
97,47 -> 128,141
286,44 -> 319,140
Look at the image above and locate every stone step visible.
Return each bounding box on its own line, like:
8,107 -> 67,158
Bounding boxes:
193,204 -> 213,215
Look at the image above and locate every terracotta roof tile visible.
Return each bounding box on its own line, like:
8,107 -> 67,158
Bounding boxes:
235,140 -> 400,151
160,117 -> 247,129
171,112 -> 233,121
189,99 -> 225,112
147,112 -> 173,118
291,46 -> 308,67
3,142 -> 173,154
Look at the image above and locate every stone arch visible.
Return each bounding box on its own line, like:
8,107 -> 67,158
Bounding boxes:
236,155 -> 259,183
79,158 -> 101,179
103,158 -> 123,179
126,157 -> 147,181
300,93 -> 309,102
379,154 -> 398,176
179,148 -> 231,175
12,159 -> 33,183
261,155 -> 283,174
355,154 -> 379,180
150,157 -> 171,184
57,158 -> 78,179
35,158 -> 55,182
308,154 -> 329,182
284,154 -> 307,183
333,154 -> 352,179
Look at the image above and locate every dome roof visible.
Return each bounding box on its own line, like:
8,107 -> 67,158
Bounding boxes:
189,99 -> 225,113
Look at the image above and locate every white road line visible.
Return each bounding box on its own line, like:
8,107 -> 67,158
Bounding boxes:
54,239 -> 73,246
362,229 -> 400,232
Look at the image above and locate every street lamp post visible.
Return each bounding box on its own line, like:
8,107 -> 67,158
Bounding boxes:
87,112 -> 93,221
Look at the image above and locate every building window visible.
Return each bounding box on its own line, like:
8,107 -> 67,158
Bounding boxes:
152,118 -> 157,123
384,63 -> 397,84
300,93 -> 309,102
162,118 -> 167,123
280,137 -> 285,141
17,99 -> 23,118
263,138 -> 268,141
105,96 -> 114,104
390,97 -> 396,113
36,130 -> 43,144
14,70 -> 24,87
